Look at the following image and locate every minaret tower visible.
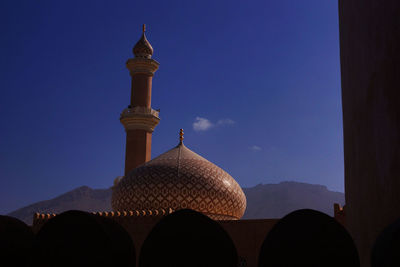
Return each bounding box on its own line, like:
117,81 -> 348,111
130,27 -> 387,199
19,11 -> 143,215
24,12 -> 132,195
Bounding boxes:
120,25 -> 160,175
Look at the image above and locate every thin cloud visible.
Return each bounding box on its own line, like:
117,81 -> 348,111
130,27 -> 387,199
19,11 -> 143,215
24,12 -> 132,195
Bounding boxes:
192,117 -> 235,132
217,119 -> 235,126
193,117 -> 213,132
249,145 -> 262,151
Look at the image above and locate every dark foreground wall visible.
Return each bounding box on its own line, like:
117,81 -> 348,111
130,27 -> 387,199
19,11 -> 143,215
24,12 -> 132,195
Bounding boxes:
339,1 -> 400,267
258,209 -> 359,267
33,213 -> 278,267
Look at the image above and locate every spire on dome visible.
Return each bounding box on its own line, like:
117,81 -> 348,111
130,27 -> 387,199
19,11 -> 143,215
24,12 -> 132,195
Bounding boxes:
133,24 -> 154,59
179,129 -> 184,144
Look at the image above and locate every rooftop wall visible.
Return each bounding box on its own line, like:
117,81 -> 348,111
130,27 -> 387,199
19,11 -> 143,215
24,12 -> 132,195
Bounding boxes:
339,1 -> 400,266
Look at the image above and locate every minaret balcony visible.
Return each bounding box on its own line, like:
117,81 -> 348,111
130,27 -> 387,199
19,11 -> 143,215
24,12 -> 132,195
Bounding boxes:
120,107 -> 160,132
121,106 -> 159,118
126,57 -> 159,76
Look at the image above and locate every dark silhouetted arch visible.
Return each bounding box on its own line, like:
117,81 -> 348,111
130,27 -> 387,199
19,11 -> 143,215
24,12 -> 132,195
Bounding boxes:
0,215 -> 34,267
371,217 -> 400,267
258,209 -> 359,267
33,210 -> 135,267
93,214 -> 136,267
139,209 -> 237,267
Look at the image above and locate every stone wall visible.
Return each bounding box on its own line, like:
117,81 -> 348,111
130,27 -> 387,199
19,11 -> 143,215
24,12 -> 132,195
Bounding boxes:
339,1 -> 400,266
33,212 -> 278,267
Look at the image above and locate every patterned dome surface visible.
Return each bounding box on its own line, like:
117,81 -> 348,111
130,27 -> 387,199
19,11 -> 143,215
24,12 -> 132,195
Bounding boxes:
112,142 -> 247,220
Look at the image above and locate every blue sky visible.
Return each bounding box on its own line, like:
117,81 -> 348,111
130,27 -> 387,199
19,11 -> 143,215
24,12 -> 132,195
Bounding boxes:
0,0 -> 342,214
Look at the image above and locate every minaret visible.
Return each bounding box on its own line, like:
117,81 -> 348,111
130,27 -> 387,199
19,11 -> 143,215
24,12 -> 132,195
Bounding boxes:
120,24 -> 160,175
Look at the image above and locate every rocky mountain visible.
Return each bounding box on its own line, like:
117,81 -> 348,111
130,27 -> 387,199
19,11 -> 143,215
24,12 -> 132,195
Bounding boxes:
241,181 -> 344,219
7,186 -> 112,225
7,181 -> 344,225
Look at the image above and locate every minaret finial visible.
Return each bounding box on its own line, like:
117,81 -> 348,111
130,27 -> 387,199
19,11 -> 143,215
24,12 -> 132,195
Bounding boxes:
133,24 -> 153,58
179,129 -> 184,144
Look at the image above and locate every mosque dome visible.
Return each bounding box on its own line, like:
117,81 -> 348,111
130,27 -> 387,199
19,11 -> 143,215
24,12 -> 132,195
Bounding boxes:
132,24 -> 153,59
111,130 -> 247,220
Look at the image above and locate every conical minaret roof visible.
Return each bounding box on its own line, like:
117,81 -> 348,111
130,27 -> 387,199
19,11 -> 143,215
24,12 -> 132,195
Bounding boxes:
132,24 -> 154,59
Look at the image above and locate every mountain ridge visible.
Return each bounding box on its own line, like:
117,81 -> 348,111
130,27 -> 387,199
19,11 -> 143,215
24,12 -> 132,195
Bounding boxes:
6,181 -> 344,225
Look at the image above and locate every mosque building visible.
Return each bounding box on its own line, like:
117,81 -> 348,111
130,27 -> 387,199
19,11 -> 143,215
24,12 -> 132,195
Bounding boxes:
111,25 -> 247,219
32,25 -> 349,267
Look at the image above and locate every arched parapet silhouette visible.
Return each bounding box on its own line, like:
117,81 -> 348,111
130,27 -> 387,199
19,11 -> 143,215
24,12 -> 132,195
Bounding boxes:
0,215 -> 34,267
139,209 -> 238,267
32,208 -> 174,233
371,217 -> 400,267
32,210 -> 135,267
258,209 -> 359,267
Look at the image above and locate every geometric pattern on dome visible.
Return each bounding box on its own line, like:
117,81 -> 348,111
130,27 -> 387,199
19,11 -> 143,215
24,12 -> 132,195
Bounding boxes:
112,143 -> 247,220
133,31 -> 153,59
